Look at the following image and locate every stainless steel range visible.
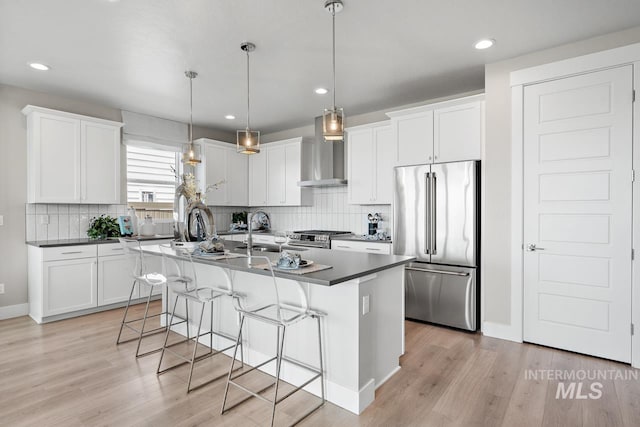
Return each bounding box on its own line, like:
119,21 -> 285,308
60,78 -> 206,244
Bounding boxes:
288,230 -> 351,249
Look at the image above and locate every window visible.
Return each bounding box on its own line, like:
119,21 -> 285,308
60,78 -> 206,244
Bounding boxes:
126,145 -> 178,203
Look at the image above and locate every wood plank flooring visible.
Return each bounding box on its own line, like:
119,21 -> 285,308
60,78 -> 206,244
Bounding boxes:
1,303 -> 639,426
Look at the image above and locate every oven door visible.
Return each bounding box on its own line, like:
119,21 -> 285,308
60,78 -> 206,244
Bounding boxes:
287,241 -> 327,249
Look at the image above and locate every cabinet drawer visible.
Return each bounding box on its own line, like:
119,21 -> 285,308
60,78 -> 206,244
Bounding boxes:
43,245 -> 97,261
98,244 -> 126,257
252,234 -> 275,245
331,240 -> 392,254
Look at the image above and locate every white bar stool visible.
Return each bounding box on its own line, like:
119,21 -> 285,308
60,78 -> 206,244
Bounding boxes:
157,249 -> 244,393
115,238 -> 187,358
220,255 -> 326,427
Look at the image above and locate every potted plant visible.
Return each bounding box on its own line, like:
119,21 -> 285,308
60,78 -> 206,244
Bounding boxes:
87,215 -> 121,240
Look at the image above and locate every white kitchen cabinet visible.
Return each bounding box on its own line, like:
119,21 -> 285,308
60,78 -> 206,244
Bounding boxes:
433,101 -> 483,163
249,150 -> 268,206
199,139 -> 249,206
387,94 -> 483,166
347,121 -> 396,204
22,105 -> 123,204
249,137 -> 311,207
331,239 -> 392,255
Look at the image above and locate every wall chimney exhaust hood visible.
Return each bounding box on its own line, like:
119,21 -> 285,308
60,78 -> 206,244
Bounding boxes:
297,117 -> 348,187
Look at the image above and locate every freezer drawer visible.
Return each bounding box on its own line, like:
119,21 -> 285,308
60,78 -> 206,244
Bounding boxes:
405,262 -> 476,331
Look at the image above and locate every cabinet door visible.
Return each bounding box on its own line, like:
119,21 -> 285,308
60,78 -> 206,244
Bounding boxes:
204,143 -> 229,205
433,101 -> 482,163
267,145 -> 287,205
82,121 -> 121,204
43,258 -> 97,316
284,142 -> 301,205
395,111 -> 433,166
347,128 -> 374,204
98,254 -> 138,305
248,150 -> 268,206
373,126 -> 395,204
228,150 -> 249,206
29,113 -> 81,203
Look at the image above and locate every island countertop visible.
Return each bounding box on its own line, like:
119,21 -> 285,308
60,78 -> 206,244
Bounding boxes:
143,241 -> 414,287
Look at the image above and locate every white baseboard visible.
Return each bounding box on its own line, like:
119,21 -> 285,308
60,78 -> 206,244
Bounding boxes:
0,303 -> 29,320
482,321 -> 523,343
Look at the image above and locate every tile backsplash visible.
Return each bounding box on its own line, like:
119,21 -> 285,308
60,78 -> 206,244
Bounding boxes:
26,187 -> 392,242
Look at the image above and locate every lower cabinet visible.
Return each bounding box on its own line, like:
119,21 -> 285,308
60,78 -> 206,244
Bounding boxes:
28,240 -> 169,323
331,240 -> 392,255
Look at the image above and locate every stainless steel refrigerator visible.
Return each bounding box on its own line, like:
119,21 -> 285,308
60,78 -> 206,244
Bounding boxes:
393,161 -> 479,331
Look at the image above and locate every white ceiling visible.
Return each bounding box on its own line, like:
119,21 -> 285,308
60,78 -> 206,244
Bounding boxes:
2,0 -> 640,134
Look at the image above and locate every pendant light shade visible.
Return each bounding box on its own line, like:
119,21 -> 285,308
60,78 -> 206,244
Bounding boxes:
237,42 -> 260,154
182,70 -> 202,166
323,0 -> 344,142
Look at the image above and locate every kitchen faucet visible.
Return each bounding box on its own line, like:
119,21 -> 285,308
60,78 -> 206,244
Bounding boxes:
246,209 -> 270,262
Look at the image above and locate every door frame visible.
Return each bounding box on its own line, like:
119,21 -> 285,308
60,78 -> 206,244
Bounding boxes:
506,42 -> 640,368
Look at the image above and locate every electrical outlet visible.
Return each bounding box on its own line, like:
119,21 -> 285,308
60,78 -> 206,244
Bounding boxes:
0,283 -> 5,294
362,295 -> 370,315
0,215 -> 4,226
40,215 -> 49,225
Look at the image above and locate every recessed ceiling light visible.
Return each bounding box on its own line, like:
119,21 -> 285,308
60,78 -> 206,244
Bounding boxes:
474,39 -> 495,50
224,115 -> 236,120
29,62 -> 50,71
315,88 -> 328,95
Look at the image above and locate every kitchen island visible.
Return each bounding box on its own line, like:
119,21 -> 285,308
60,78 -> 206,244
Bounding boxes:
142,242 -> 414,414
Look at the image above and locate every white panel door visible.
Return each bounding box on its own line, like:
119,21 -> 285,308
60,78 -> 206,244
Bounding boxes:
284,142 -> 301,205
373,125 -> 395,204
82,121 -> 121,204
433,101 -> 482,163
523,66 -> 633,363
347,128 -> 374,204
395,111 -> 433,166
267,145 -> 286,205
43,258 -> 98,316
98,255 -> 137,306
248,150 -> 267,206
204,143 -> 229,205
228,150 -> 248,206
32,113 -> 81,203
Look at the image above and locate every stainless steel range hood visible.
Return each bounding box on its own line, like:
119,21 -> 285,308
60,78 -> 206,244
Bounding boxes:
297,116 -> 347,187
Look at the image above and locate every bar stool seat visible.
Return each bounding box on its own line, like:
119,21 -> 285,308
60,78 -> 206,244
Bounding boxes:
221,255 -> 326,427
157,249 -> 244,393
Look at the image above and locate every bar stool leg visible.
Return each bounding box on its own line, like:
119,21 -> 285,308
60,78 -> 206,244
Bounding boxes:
157,293 -> 180,374
186,301 -> 206,393
221,314 -> 245,414
271,325 -> 286,427
238,312 -> 245,368
135,285 -> 155,358
116,279 -> 137,345
316,316 -> 325,405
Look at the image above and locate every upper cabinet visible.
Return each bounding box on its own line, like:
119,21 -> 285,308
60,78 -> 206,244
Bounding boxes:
249,137 -> 312,207
347,121 -> 396,204
22,105 -> 123,204
387,94 -> 484,166
197,138 -> 248,206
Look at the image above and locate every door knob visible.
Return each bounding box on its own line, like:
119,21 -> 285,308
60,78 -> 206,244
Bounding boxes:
526,243 -> 545,252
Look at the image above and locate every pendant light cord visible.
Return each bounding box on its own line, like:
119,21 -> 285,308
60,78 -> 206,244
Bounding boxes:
189,74 -> 194,144
332,4 -> 336,110
246,48 -> 251,131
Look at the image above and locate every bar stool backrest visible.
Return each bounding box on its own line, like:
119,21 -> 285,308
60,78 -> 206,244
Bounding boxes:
118,238 -> 146,279
183,250 -> 234,295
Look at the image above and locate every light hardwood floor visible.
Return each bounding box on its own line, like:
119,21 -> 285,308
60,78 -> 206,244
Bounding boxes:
1,302 -> 639,427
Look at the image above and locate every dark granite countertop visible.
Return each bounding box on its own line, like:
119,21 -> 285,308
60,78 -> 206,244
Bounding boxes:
143,241 -> 413,287
26,235 -> 174,248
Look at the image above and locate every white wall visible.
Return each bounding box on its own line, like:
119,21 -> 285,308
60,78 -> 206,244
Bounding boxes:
483,25 -> 640,326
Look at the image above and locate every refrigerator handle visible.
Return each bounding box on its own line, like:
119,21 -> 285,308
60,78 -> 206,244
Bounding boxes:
425,172 -> 431,254
431,172 -> 437,255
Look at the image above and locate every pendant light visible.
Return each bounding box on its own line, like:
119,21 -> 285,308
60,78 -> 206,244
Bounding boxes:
322,0 -> 344,142
182,70 -> 202,166
237,42 -> 260,154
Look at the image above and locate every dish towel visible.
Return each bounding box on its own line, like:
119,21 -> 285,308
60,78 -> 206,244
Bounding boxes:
250,262 -> 333,275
